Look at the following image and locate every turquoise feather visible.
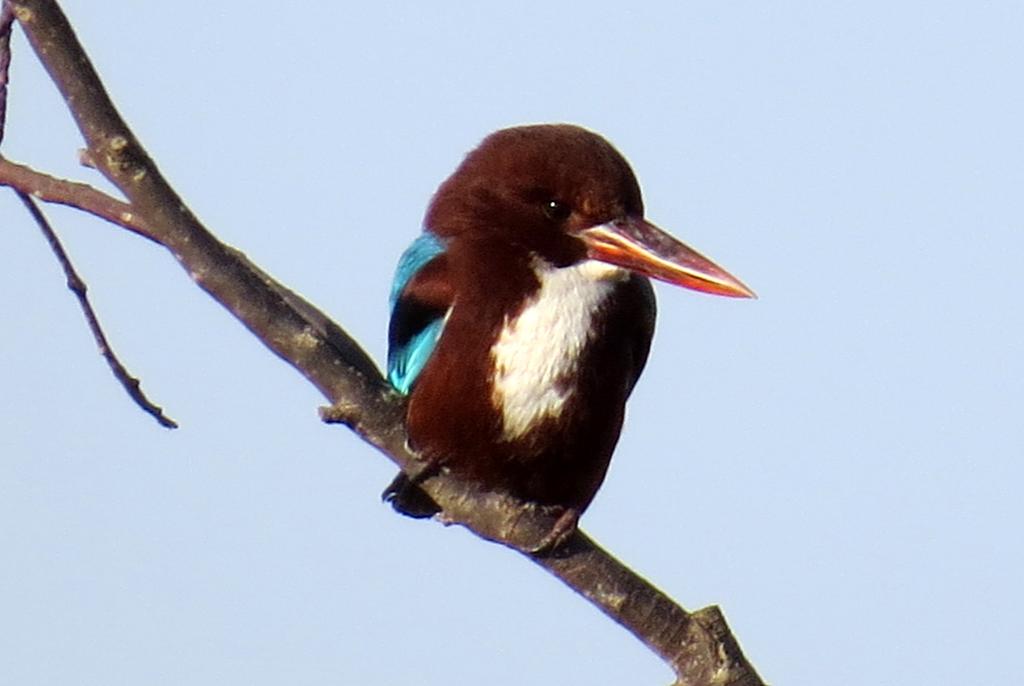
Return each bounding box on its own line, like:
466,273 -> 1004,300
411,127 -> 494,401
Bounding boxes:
387,233 -> 448,394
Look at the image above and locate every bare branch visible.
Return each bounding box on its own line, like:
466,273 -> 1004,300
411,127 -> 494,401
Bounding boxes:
15,190 -> 178,427
2,3 -> 174,427
7,2 -> 766,684
0,1 -> 13,144
0,158 -> 155,238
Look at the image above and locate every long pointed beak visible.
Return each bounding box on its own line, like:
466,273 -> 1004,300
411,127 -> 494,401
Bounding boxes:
578,218 -> 756,298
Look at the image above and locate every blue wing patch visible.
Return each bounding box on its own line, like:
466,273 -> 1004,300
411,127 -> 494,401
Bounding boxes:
387,233 -> 448,394
388,318 -> 446,395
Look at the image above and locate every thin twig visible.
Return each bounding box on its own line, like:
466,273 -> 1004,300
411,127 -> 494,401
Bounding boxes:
15,190 -> 178,428
0,158 -> 154,237
1,0 -> 15,145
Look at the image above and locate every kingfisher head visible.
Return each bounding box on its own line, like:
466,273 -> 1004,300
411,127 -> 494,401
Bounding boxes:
425,124 -> 755,298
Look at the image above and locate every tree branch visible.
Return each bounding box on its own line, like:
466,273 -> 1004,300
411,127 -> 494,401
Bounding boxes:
5,2 -> 766,684
0,1 -> 12,145
0,158 -> 155,238
15,190 -> 178,427
1,6 -> 175,428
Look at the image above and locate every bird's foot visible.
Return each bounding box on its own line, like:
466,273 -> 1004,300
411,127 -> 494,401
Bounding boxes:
526,507 -> 580,555
381,457 -> 443,519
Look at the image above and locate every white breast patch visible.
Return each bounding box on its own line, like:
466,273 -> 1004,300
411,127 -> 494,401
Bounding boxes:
490,259 -> 625,441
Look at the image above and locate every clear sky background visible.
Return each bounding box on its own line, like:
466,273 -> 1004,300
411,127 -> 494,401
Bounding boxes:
2,2 -> 1021,685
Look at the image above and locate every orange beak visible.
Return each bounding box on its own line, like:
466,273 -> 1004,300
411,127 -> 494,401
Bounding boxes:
579,218 -> 756,298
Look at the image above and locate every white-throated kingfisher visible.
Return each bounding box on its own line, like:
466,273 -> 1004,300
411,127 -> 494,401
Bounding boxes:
386,124 -> 754,547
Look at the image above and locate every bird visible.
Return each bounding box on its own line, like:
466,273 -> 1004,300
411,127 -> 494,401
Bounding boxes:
385,124 -> 754,548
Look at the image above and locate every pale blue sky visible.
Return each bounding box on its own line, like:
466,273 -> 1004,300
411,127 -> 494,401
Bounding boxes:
2,2 -> 1022,685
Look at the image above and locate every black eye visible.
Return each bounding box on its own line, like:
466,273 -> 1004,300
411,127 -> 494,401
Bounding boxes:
543,199 -> 571,222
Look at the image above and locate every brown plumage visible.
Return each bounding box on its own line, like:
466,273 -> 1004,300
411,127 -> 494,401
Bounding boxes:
386,124 -> 753,538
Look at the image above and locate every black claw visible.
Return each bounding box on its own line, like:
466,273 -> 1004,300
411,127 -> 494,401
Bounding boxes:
382,472 -> 442,519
